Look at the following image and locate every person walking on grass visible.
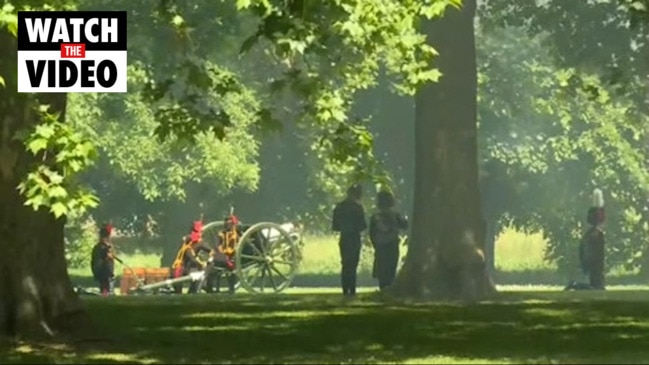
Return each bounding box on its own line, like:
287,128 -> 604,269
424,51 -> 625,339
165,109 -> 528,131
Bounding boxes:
332,184 -> 367,297
369,190 -> 408,291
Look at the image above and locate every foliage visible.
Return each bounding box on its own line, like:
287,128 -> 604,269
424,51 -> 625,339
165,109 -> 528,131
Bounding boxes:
0,0 -> 264,230
1,0 -> 463,246
1,0 -> 102,219
149,0 -> 462,192
477,0 -> 649,275
17,105 -> 99,218
67,64 -> 261,203
479,0 -> 648,90
477,26 -> 649,275
56,0 -> 266,246
63,211 -> 98,269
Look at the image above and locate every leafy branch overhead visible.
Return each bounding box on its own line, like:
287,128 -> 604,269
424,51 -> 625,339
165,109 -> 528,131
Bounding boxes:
5,0 -> 461,220
67,63 -> 261,203
146,0 -> 461,187
18,105 -> 99,218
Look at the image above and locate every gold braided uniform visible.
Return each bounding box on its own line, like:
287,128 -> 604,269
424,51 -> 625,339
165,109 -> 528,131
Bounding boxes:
172,238 -> 207,275
217,228 -> 239,258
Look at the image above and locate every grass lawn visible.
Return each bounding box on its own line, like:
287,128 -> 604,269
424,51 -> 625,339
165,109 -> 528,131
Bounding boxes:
15,227 -> 644,363
2,287 -> 649,364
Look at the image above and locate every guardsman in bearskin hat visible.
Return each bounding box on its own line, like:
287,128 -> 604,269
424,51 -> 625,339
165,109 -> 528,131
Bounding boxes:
171,219 -> 212,294
579,188 -> 607,289
91,223 -> 116,296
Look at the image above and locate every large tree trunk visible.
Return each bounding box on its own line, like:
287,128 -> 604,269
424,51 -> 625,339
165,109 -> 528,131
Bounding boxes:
0,30 -> 85,339
390,0 -> 496,301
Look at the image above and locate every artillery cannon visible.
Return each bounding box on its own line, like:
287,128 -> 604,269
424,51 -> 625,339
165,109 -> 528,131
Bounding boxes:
126,220 -> 303,295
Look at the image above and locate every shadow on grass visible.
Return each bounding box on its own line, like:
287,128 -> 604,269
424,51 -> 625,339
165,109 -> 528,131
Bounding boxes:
3,290 -> 649,364
493,269 -> 648,286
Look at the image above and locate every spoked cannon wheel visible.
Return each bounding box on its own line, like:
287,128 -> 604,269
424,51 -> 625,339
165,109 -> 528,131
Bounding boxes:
201,220 -> 225,246
235,222 -> 301,293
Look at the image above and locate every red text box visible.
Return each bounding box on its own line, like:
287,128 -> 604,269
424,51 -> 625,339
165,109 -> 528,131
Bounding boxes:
60,43 -> 86,58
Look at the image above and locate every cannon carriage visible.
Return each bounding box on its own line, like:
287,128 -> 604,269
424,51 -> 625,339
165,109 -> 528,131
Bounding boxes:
124,218 -> 304,295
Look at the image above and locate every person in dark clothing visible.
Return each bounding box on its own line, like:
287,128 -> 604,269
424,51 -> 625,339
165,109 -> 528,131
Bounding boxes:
332,184 -> 367,296
582,202 -> 606,289
91,224 -> 115,296
567,188 -> 606,291
369,190 -> 408,290
171,220 -> 212,294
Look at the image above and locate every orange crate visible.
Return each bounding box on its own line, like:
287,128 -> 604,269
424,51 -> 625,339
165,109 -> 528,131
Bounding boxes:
144,267 -> 171,285
120,267 -> 146,295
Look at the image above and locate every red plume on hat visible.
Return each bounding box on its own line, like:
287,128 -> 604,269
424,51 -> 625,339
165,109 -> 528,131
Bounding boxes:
100,223 -> 113,238
230,215 -> 239,226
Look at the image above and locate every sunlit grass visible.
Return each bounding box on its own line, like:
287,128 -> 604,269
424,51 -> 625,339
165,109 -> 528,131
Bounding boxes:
401,356 -> 520,364
86,226 -> 553,277
494,228 -> 553,271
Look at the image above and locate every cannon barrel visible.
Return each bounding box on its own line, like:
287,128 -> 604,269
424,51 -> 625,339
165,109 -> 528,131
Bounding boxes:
130,270 -> 205,293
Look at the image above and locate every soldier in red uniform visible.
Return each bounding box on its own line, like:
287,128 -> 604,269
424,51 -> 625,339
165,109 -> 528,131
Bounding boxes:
171,220 -> 212,294
205,215 -> 240,294
91,224 -> 115,296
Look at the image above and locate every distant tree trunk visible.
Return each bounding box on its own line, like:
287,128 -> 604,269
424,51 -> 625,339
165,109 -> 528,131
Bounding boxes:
0,31 -> 85,339
484,221 -> 496,277
390,0 -> 496,301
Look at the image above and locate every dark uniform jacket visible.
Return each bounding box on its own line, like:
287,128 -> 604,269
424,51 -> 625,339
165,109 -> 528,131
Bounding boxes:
91,241 -> 114,280
332,199 -> 367,244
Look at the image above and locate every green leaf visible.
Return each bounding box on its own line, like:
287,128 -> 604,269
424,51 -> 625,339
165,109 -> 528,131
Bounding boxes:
27,138 -> 48,154
50,202 -> 68,218
421,0 -> 459,19
80,193 -> 100,208
34,124 -> 55,139
68,160 -> 83,172
24,195 -> 45,210
331,109 -> 346,122
236,0 -> 252,9
0,3 -> 18,37
48,186 -> 68,199
43,169 -> 64,185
